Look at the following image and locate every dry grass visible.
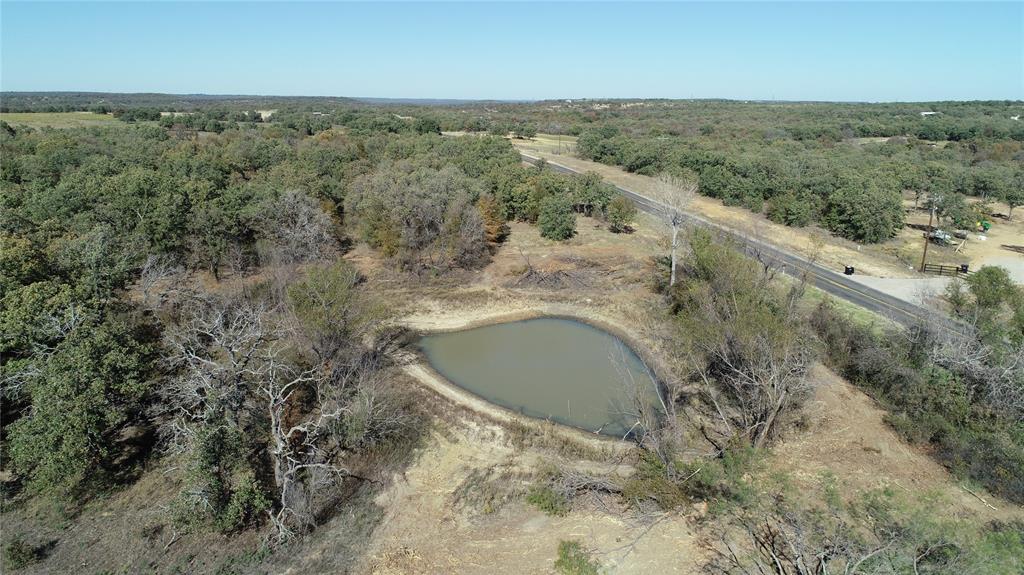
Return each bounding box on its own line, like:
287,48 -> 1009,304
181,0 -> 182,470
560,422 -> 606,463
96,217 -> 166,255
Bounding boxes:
518,132 -> 578,156
0,112 -> 124,129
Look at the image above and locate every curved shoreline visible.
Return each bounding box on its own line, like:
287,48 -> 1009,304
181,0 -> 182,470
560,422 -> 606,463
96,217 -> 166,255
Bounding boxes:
399,305 -> 669,450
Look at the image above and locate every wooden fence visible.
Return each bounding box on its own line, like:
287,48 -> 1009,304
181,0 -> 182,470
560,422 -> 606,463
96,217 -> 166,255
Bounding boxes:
921,263 -> 972,277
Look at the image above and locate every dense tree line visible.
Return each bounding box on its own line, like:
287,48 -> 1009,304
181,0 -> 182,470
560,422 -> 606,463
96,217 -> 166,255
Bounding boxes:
572,123 -> 1020,242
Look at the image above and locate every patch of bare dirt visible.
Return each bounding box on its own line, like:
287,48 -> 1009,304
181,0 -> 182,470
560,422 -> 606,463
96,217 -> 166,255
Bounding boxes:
360,420 -> 704,575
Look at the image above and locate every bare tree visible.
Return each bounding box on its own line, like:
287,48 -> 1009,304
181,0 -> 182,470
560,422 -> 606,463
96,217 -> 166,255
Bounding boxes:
261,358 -> 353,542
651,172 -> 697,287
693,327 -> 817,449
674,236 -> 818,449
258,189 -> 337,268
706,502 -> 962,575
262,327 -> 413,542
609,342 -> 669,456
909,316 -> 1024,422
139,253 -> 184,309
985,345 -> 1024,421
162,276 -> 410,542
161,295 -> 275,450
161,295 -> 347,541
708,511 -> 900,575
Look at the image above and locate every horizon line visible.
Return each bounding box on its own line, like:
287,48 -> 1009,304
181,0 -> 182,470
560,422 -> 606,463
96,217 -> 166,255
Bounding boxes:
3,90 -> 1023,106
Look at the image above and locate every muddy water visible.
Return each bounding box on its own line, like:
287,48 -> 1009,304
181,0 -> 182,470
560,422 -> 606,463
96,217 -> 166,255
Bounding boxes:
419,318 -> 662,437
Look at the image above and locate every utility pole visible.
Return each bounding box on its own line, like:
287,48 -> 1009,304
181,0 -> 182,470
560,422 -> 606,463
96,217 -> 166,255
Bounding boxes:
919,205 -> 935,272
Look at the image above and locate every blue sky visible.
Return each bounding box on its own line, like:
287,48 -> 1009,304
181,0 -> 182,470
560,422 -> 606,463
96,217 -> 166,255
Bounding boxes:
1,2 -> 1021,102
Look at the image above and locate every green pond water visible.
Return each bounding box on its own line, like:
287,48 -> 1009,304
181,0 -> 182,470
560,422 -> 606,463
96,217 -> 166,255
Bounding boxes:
419,317 -> 662,437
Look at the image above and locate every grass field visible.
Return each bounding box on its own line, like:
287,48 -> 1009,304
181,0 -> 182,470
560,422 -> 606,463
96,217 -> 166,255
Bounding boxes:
523,132 -> 577,156
0,111 -> 122,128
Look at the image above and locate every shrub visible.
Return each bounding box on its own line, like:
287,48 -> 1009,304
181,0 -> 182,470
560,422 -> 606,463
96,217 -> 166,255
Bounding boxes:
171,424 -> 271,533
676,445 -> 760,509
554,540 -> 601,575
3,537 -> 43,570
215,472 -> 272,533
526,484 -> 569,517
766,193 -> 813,227
537,194 -> 576,240
621,451 -> 688,511
605,195 -> 636,233
937,427 -> 1024,504
966,266 -> 1019,310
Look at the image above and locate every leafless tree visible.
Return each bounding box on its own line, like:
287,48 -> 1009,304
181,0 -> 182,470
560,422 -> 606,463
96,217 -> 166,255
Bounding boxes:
161,295 -> 336,541
676,251 -> 818,449
651,172 -> 697,287
909,316 -> 1024,422
162,283 -> 410,542
261,359 -> 349,542
610,343 -> 670,457
708,512 -> 893,575
258,189 -> 337,268
985,346 -> 1024,420
696,330 -> 817,449
455,206 -> 489,268
139,254 -> 184,309
161,295 -> 275,451
706,503 -> 961,575
262,329 -> 414,543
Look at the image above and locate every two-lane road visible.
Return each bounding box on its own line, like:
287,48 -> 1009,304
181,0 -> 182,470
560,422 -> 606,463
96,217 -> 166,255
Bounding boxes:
521,153 -> 938,327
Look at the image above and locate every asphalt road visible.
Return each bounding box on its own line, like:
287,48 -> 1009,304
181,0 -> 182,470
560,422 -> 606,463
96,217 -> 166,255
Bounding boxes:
521,153 -> 938,327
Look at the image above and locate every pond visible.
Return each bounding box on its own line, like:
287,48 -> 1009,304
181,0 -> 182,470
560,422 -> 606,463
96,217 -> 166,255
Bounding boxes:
418,317 -> 663,437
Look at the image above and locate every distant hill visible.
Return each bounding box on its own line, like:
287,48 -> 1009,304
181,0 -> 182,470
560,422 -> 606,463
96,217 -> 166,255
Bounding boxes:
0,92 -> 360,112
353,97 -> 531,106
0,92 -> 533,112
